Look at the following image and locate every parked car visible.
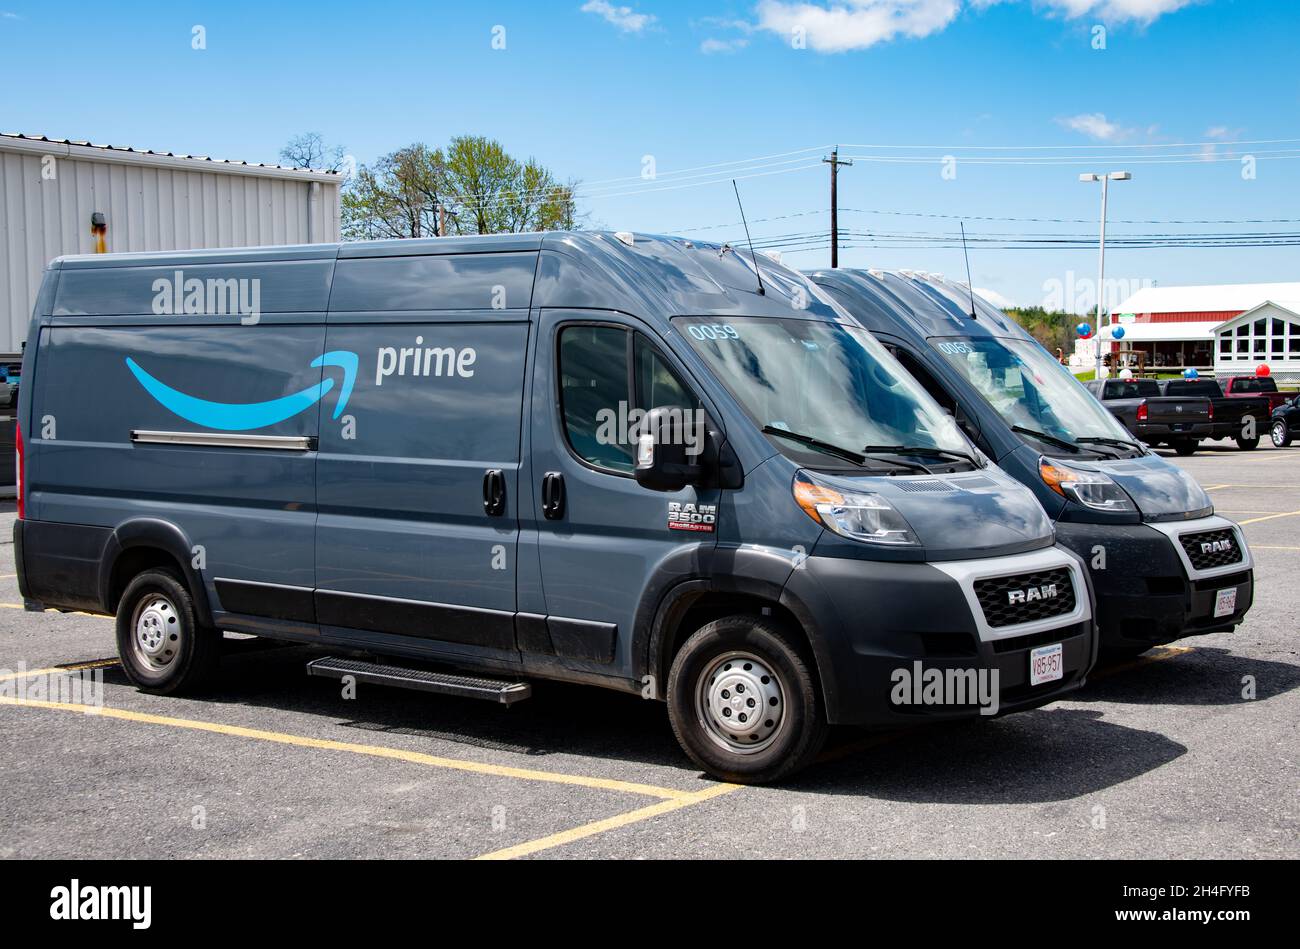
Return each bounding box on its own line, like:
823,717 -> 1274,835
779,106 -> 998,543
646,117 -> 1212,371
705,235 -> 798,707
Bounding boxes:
1222,375 -> 1290,413
1270,393 -> 1300,447
1160,378 -> 1269,450
808,268 -> 1254,658
15,233 -> 1100,785
1084,378 -> 1212,455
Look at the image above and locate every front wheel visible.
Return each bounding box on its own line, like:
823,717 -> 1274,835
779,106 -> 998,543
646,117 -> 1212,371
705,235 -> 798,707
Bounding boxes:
116,568 -> 221,695
1272,419 -> 1293,448
1172,439 -> 1198,456
667,615 -> 827,784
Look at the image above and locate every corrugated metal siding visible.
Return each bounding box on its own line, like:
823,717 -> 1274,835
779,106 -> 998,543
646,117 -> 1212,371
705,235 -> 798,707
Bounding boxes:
0,149 -> 340,351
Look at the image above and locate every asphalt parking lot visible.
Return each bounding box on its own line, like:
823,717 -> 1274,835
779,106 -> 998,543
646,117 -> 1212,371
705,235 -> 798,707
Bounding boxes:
2,440 -> 1297,860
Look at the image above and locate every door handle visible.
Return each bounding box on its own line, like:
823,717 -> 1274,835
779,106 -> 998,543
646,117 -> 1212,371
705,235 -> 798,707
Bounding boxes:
541,471 -> 565,520
483,469 -> 506,517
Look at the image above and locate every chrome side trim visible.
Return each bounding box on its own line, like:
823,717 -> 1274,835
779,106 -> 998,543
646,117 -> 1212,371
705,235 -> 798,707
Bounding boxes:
930,546 -> 1091,644
1146,515 -> 1253,581
131,430 -> 314,451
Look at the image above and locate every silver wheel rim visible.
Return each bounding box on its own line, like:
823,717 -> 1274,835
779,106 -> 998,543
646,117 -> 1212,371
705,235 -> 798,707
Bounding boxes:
695,650 -> 786,755
1274,421 -> 1286,445
131,594 -> 181,672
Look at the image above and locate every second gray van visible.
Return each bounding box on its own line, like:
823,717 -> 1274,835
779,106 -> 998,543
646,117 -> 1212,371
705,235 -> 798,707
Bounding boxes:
17,233 -> 1097,783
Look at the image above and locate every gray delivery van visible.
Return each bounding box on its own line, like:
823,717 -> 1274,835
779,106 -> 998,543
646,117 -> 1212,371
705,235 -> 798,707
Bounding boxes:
808,268 -> 1253,656
16,233 -> 1097,783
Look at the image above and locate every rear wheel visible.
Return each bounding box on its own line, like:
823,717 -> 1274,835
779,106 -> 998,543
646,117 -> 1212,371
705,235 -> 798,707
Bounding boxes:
667,615 -> 827,784
1172,439 -> 1198,456
1272,419 -> 1292,448
1235,435 -> 1260,451
116,568 -> 221,695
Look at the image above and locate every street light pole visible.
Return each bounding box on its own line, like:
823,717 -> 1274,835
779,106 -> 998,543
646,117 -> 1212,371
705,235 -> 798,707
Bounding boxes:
1080,171 -> 1131,379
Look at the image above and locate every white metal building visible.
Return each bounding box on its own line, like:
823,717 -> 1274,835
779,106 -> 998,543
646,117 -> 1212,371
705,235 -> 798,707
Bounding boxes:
0,133 -> 342,352
1213,301 -> 1300,380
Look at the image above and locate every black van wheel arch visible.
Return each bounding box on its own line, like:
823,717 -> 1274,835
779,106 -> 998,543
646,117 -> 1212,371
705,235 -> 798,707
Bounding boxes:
667,614 -> 827,784
115,568 -> 221,695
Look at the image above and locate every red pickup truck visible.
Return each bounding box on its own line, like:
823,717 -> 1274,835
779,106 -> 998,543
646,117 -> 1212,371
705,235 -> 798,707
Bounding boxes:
1222,375 -> 1290,412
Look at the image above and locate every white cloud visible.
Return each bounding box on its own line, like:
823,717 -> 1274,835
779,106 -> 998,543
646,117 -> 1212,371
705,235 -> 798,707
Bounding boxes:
974,286 -> 1016,309
1035,0 -> 1199,23
754,0 -> 961,53
581,0 -> 656,33
1056,112 -> 1132,141
701,37 -> 751,53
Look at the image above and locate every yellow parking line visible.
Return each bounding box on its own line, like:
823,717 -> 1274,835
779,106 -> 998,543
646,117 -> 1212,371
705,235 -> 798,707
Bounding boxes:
1238,510 -> 1300,526
0,696 -> 693,801
1093,644 -> 1193,680
475,783 -> 742,860
1251,545 -> 1300,551
0,602 -> 106,617
0,658 -> 118,683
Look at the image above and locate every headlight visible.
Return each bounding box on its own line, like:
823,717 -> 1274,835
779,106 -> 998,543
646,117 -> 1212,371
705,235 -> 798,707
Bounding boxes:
1040,458 -> 1136,513
793,472 -> 919,546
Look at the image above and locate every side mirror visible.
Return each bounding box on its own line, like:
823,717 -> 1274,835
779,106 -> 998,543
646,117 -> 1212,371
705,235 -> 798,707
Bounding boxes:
634,406 -> 706,492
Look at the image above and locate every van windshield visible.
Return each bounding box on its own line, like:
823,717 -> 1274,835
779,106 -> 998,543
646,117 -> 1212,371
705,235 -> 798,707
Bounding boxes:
674,317 -> 974,468
932,336 -> 1135,449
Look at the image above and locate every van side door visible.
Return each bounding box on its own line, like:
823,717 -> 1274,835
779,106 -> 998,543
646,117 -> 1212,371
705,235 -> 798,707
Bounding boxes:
314,251 -> 535,663
523,310 -> 722,680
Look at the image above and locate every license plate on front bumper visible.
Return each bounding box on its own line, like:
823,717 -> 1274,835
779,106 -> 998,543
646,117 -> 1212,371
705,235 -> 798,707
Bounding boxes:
1214,588 -> 1238,618
1029,643 -> 1064,686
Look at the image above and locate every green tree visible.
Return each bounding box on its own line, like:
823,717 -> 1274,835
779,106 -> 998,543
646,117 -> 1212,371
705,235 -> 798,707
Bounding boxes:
342,136 -> 579,240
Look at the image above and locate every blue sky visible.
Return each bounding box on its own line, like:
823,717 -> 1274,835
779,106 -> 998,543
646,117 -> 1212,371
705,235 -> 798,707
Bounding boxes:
2,0 -> 1297,310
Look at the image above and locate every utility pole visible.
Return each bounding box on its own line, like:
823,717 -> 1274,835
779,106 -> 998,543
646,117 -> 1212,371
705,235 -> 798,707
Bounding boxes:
1079,171 -> 1132,379
823,146 -> 853,268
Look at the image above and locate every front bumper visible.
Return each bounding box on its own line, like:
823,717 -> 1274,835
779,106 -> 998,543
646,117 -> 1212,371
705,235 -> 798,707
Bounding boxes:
1053,515 -> 1253,650
783,545 -> 1097,726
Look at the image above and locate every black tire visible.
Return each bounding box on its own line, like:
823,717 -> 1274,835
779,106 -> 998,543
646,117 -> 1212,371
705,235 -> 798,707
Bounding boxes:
666,615 -> 827,784
115,568 -> 221,695
1172,439 -> 1198,456
1272,419 -> 1292,448
1235,436 -> 1260,451
1100,644 -> 1153,662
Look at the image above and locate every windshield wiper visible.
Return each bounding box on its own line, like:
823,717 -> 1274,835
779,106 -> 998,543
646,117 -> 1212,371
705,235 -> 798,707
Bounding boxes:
1011,425 -> 1081,453
763,426 -> 867,465
1076,436 -> 1144,453
862,444 -> 978,469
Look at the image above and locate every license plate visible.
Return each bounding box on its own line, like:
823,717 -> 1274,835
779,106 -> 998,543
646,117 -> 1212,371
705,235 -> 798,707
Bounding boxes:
1029,643 -> 1064,686
1214,588 -> 1238,618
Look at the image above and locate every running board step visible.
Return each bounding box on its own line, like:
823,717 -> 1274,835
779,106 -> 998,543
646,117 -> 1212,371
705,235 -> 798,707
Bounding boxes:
306,656 -> 531,705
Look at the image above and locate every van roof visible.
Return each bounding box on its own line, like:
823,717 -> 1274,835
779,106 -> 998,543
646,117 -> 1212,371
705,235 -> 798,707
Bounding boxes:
806,268 -> 1035,346
49,231 -> 848,325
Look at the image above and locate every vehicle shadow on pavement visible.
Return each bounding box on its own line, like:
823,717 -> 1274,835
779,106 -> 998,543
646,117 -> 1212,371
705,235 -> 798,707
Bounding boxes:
1077,647 -> 1300,707
789,708 -> 1185,802
115,640 -> 694,768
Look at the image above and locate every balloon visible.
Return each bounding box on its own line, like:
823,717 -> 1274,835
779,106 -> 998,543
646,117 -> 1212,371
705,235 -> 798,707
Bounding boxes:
1257,364 -> 1271,378
1183,368 -> 1199,380
1076,322 -> 1093,339
1111,326 -> 1126,340
1119,368 -> 1133,379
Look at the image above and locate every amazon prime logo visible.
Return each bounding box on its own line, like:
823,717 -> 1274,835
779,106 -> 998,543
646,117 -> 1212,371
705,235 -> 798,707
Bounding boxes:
1007,583 -> 1058,605
152,270 -> 261,325
125,351 -> 357,431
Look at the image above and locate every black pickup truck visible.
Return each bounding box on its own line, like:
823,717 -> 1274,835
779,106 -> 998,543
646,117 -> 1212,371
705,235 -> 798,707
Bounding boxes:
1161,379 -> 1270,450
1086,377 -> 1213,455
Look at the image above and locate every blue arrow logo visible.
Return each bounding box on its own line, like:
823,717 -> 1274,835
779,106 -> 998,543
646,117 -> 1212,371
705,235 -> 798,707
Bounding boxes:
125,351 -> 359,431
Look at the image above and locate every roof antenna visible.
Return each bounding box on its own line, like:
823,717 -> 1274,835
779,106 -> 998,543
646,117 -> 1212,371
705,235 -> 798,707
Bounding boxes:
732,179 -> 765,296
960,221 -> 978,320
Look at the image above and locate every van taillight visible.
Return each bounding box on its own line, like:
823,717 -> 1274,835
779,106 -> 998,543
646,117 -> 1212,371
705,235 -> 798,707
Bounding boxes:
15,422 -> 23,520
1136,403 -> 1148,422
1207,402 -> 1214,421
